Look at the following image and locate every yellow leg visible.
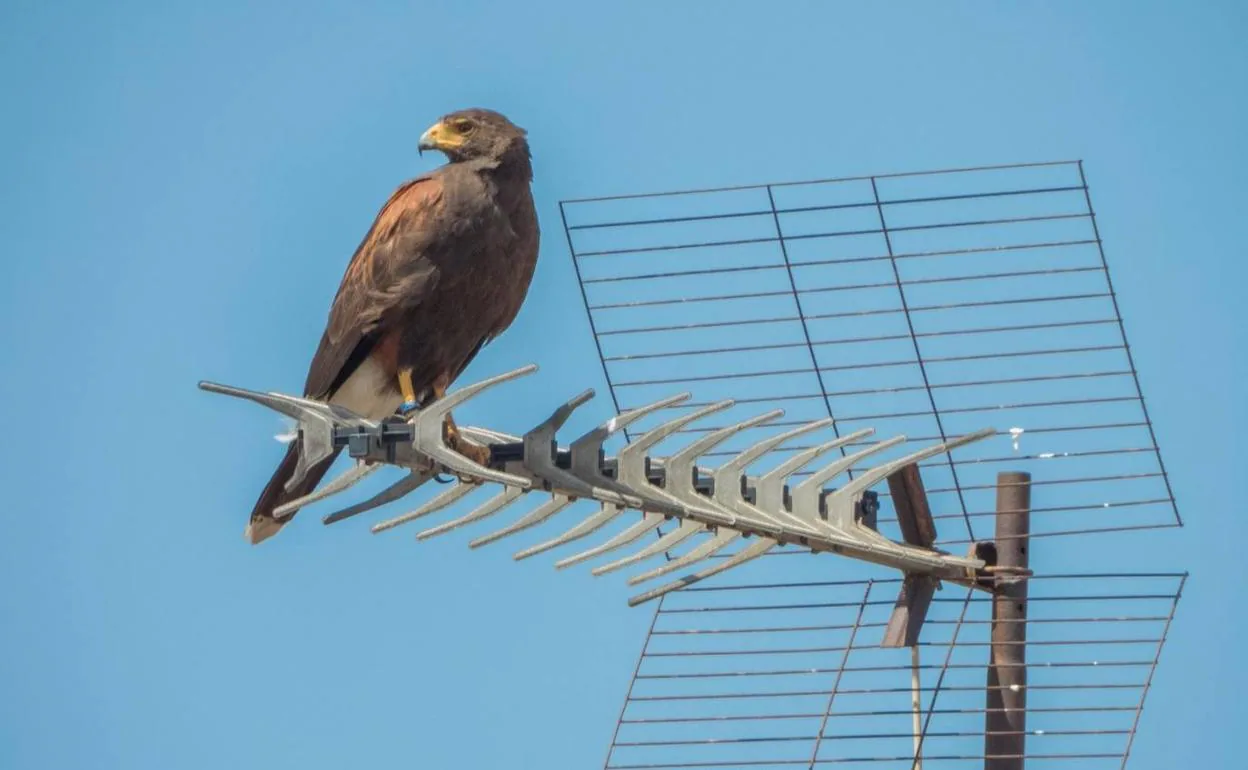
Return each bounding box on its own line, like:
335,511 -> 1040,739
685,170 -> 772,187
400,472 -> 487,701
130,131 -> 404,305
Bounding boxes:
397,368 -> 418,414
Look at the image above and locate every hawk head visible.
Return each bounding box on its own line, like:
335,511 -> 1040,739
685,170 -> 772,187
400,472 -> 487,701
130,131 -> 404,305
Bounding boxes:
418,108 -> 529,164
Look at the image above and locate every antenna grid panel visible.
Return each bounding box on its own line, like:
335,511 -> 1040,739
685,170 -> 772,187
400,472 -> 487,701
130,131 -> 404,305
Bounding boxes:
560,160 -> 1185,769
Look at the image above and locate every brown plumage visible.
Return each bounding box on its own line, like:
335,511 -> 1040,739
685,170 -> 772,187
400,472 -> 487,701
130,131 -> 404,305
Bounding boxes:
246,108 -> 539,544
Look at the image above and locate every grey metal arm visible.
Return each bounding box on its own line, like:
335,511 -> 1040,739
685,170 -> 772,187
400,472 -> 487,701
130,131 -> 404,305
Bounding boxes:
200,364 -> 996,606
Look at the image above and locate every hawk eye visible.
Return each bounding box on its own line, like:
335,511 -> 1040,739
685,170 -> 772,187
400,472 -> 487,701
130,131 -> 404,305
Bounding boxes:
453,119 -> 476,134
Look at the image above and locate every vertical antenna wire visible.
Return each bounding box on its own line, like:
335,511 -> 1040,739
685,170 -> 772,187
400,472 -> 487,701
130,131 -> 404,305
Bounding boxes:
1076,160 -> 1181,526
602,595 -> 664,770
871,176 -> 975,542
766,184 -> 849,467
806,580 -> 874,768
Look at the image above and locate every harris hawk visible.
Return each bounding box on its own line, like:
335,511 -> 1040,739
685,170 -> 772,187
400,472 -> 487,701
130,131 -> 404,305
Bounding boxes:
246,108 -> 539,545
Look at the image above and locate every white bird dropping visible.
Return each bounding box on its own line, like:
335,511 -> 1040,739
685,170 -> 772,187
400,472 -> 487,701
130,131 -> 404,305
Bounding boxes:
1008,427 -> 1024,452
274,416 -> 299,444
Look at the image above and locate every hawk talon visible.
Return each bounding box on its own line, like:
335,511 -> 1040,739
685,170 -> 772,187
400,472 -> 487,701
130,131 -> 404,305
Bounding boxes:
447,437 -> 492,483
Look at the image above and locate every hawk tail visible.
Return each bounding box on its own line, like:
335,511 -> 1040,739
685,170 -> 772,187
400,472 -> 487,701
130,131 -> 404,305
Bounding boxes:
246,443 -> 341,544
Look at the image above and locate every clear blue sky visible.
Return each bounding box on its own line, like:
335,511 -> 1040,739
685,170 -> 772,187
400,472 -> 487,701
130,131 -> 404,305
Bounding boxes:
1,2 -> 1243,768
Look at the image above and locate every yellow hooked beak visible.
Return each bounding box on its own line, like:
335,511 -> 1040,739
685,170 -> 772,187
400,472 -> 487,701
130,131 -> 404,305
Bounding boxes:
418,121 -> 466,155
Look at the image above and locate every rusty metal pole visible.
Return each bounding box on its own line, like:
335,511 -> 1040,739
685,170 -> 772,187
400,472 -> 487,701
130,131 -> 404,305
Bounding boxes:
985,471 -> 1030,770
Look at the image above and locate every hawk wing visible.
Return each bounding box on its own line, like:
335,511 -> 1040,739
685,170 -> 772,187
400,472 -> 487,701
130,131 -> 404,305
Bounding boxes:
303,173 -> 444,400
245,173 -> 451,546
